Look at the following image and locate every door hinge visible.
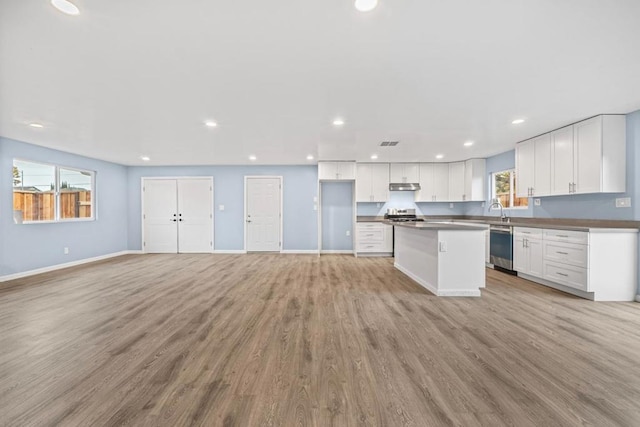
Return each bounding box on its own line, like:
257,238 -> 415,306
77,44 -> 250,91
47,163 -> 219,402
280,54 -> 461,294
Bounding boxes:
210,241 -> 213,247
143,214 -> 146,219
279,242 -> 281,247
143,241 -> 146,246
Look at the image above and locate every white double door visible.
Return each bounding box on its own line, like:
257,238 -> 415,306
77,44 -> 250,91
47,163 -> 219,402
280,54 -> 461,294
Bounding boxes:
143,178 -> 213,253
246,177 -> 281,252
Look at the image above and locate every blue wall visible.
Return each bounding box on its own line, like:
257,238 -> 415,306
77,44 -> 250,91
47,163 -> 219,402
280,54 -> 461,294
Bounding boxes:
357,191 -> 466,216
0,138 -> 129,276
126,165 -> 318,251
321,182 -> 353,251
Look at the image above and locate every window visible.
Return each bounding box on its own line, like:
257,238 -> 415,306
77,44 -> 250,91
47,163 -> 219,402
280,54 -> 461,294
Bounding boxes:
12,160 -> 95,223
491,169 -> 528,209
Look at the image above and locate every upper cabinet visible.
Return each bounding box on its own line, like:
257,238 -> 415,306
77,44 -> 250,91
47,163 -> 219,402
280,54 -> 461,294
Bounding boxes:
389,163 -> 419,183
463,158 -> 486,201
356,163 -> 390,202
448,162 -> 466,202
318,161 -> 356,181
416,163 -> 449,202
516,134 -> 552,198
549,115 -> 626,196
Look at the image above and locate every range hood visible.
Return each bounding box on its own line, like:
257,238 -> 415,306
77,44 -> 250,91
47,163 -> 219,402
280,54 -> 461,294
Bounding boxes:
389,183 -> 421,191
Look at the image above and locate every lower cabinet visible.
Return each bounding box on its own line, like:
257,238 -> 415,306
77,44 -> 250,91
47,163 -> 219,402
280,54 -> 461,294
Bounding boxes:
513,227 -> 638,301
513,227 -> 543,278
356,222 -> 393,256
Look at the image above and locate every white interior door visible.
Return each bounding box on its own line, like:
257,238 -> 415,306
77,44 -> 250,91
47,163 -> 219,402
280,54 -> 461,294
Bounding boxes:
178,178 -> 213,253
246,177 -> 281,252
143,179 -> 178,253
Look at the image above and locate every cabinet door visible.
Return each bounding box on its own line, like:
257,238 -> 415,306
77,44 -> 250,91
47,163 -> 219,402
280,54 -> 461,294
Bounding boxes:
528,238 -> 544,278
371,163 -> 390,202
551,126 -> 575,195
318,162 -> 338,180
389,164 -> 404,183
433,164 -> 449,201
448,162 -> 465,201
513,235 -> 527,273
416,163 -> 434,202
464,158 -> 485,201
356,164 -> 372,202
516,139 -> 535,198
337,162 -> 356,180
404,164 -> 419,183
574,116 -> 602,194
533,134 -> 552,197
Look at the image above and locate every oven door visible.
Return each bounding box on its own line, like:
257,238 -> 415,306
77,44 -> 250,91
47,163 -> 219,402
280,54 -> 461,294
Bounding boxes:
490,226 -> 513,271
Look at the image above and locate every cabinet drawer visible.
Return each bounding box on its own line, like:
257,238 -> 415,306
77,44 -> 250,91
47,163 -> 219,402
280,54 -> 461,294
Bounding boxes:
543,261 -> 588,291
357,242 -> 385,252
543,229 -> 588,244
514,227 -> 543,239
357,229 -> 384,242
543,241 -> 588,268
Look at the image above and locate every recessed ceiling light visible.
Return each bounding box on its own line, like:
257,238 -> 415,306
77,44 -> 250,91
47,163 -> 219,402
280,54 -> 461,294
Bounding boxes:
140,156 -> 150,162
371,154 -> 378,160
51,0 -> 80,15
249,155 -> 257,161
435,154 -> 444,159
204,120 -> 218,128
332,119 -> 345,126
28,123 -> 44,128
464,141 -> 474,147
512,119 -> 525,124
355,0 -> 378,12
306,155 -> 314,160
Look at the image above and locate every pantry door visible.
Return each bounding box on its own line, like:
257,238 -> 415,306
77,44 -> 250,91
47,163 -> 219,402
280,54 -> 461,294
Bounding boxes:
245,177 -> 282,252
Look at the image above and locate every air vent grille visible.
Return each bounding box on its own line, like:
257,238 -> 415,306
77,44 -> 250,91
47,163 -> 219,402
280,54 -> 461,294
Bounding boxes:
380,141 -> 399,147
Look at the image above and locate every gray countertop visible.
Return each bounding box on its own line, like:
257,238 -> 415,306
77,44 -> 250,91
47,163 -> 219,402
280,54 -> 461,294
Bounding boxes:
384,220 -> 489,231
357,215 -> 639,232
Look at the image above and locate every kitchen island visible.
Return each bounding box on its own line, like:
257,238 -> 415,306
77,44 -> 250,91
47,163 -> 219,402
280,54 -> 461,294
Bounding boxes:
391,221 -> 489,297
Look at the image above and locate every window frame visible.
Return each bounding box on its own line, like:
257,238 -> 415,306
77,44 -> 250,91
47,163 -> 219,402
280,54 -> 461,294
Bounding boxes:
13,158 -> 96,224
491,168 -> 528,210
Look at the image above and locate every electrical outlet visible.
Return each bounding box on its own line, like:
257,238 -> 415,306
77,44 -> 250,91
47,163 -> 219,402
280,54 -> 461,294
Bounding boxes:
219,205 -> 225,211
313,204 -> 317,211
616,197 -> 631,208
64,247 -> 69,255
438,241 -> 447,252
346,230 -> 351,236
313,196 -> 318,203
449,203 -> 454,208
534,199 -> 541,206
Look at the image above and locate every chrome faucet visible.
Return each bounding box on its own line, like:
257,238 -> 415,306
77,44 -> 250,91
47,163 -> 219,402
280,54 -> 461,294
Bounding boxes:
489,198 -> 508,222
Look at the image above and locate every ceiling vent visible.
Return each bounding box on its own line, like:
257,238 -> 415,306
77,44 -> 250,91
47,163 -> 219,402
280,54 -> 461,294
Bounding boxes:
380,141 -> 399,147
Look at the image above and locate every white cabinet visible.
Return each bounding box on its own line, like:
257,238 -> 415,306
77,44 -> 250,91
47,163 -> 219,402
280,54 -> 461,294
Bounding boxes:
448,162 -> 465,202
318,161 -> 356,181
356,163 -> 390,202
516,134 -> 551,198
389,163 -> 419,183
550,115 -> 626,196
416,163 -> 449,202
513,227 -> 543,278
463,158 -> 486,201
356,222 -> 393,255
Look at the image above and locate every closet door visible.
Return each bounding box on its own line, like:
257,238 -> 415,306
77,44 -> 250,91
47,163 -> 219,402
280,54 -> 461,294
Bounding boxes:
178,178 -> 213,253
143,179 -> 178,253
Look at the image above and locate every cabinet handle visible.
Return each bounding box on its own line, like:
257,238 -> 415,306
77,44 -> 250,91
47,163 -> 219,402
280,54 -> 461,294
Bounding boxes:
572,183 -> 576,193
556,235 -> 569,238
366,233 -> 374,236
556,272 -> 569,277
556,251 -> 569,255
569,182 -> 572,193
531,188 -> 534,196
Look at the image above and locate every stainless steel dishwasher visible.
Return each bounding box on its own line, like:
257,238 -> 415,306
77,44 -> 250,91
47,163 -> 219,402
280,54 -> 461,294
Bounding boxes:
489,224 -> 514,273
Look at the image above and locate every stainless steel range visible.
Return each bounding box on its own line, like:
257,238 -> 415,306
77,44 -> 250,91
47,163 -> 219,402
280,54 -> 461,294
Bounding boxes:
384,208 -> 425,223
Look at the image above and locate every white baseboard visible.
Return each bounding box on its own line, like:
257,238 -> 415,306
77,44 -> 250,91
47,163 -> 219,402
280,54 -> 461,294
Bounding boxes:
320,250 -> 354,254
212,250 -> 247,254
0,250 -> 139,283
280,250 -> 319,254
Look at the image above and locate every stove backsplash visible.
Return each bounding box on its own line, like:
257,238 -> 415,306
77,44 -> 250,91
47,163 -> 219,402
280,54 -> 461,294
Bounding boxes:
356,192 -> 466,217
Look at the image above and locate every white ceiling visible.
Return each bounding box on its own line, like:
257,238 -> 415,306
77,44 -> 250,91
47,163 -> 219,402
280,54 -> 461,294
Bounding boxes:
1,0 -> 640,166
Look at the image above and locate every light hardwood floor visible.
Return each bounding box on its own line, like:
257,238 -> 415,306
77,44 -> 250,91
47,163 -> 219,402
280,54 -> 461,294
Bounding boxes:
1,254 -> 639,426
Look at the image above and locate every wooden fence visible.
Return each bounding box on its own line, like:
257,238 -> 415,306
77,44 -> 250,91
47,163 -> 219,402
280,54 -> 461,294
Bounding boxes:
13,190 -> 92,221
